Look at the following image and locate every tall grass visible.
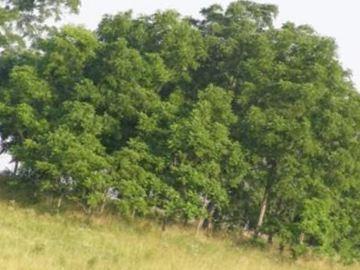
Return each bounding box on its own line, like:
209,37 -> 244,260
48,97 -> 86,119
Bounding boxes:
0,179 -> 358,269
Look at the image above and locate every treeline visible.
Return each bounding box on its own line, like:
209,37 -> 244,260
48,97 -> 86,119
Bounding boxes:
0,0 -> 360,261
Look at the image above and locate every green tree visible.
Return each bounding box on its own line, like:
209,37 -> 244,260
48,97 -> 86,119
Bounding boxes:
0,1 -> 359,261
0,0 -> 80,47
195,2 -> 360,257
166,86 -> 248,225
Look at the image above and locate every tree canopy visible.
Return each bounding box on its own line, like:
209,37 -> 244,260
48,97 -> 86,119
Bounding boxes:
0,0 -> 359,262
0,0 -> 80,47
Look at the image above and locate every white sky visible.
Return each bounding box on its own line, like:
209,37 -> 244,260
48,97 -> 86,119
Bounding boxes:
1,0 -> 359,171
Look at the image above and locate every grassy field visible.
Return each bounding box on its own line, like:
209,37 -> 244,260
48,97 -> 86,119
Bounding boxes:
0,187 -> 358,269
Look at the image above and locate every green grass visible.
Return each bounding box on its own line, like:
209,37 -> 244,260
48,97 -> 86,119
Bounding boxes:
0,183 -> 358,269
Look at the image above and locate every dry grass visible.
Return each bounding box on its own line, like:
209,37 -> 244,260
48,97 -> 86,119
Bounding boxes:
0,199 -> 358,270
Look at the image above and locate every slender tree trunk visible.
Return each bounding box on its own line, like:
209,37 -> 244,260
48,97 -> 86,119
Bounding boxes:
256,184 -> 270,234
196,196 -> 210,235
203,203 -> 215,234
256,159 -> 276,235
99,201 -> 106,214
13,160 -> 19,175
12,128 -> 25,176
196,218 -> 205,235
299,232 -> 305,245
57,195 -> 63,209
256,191 -> 268,229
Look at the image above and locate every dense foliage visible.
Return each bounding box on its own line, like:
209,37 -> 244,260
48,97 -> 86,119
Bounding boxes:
0,0 -> 359,261
0,0 -> 80,48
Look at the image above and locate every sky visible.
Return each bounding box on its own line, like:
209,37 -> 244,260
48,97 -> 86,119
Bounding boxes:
1,0 -> 359,171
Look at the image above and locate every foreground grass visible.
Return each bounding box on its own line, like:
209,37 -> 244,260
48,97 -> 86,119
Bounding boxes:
1,202 -> 359,270
0,177 -> 357,270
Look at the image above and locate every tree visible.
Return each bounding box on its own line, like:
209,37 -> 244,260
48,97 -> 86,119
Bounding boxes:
0,0 -> 80,47
0,0 -> 359,261
194,2 -> 360,257
166,86 -> 248,226
0,64 -> 52,173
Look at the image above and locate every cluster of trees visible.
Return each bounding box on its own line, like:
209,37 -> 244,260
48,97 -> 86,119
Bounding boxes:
1,0 -> 360,261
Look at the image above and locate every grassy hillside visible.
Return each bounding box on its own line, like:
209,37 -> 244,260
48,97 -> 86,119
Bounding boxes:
0,192 -> 358,270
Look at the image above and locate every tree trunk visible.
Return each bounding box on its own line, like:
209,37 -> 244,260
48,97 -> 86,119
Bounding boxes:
256,158 -> 276,235
256,187 -> 269,234
299,232 -> 305,245
196,196 -> 210,235
13,128 -> 25,176
99,201 -> 106,214
196,218 -> 205,235
203,203 -> 215,234
57,195 -> 63,209
13,160 -> 19,175
255,179 -> 271,236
